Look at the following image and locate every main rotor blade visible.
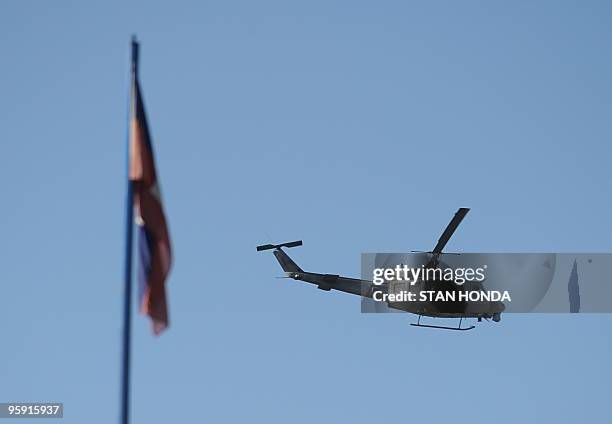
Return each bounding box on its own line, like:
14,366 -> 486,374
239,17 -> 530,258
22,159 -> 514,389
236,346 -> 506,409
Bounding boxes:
431,208 -> 470,255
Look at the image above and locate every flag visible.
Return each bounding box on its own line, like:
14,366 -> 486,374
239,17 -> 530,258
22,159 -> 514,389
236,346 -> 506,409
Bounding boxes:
129,73 -> 172,335
568,259 -> 580,313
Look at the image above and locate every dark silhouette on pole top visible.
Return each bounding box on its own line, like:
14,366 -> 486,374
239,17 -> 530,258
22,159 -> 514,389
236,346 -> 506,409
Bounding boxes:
131,35 -> 139,75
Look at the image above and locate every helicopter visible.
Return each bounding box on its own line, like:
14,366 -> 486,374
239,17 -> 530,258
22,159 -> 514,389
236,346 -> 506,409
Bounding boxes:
257,208 -> 505,331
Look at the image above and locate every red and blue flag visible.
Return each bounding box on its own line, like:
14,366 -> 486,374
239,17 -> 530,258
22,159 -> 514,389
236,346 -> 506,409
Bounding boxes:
129,77 -> 172,335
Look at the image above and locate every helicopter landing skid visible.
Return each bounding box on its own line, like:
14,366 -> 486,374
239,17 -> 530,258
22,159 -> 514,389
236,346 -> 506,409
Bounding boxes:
410,316 -> 475,331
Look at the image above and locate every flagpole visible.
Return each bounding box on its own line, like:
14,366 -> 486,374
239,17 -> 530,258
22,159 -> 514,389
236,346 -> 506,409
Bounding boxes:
121,36 -> 138,424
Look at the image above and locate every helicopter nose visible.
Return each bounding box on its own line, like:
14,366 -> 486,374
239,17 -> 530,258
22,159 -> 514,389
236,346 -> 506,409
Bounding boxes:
494,301 -> 506,313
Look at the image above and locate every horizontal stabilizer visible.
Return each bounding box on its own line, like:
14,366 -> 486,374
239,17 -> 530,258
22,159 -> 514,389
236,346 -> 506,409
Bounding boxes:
256,240 -> 303,252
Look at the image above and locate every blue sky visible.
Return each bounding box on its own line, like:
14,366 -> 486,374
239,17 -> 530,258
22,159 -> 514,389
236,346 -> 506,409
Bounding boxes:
1,1 -> 611,423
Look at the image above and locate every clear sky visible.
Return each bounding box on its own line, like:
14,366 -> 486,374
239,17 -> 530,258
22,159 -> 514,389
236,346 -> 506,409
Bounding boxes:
1,1 -> 611,423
